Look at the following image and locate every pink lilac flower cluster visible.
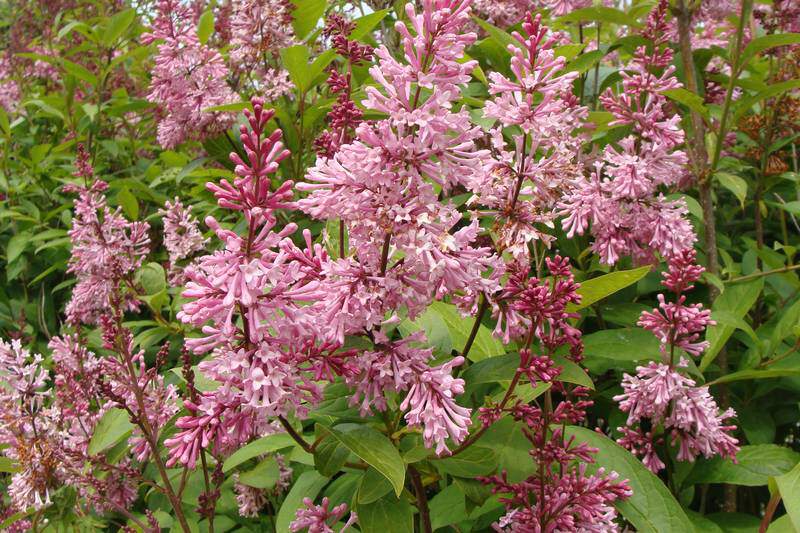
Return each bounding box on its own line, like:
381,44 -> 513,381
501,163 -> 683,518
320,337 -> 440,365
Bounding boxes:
299,0 -> 502,323
143,0 -> 238,148
314,13 -> 374,157
226,0 -> 295,99
560,0 -> 695,265
471,0 -> 589,28
614,250 -> 739,472
480,258 -> 632,531
474,13 -> 587,259
159,197 -> 208,284
0,335 -> 142,515
290,497 -> 358,533
63,146 -> 150,325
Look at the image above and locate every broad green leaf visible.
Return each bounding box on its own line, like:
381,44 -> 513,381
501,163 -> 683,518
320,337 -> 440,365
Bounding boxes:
400,301 -> 504,361
280,46 -> 334,92
102,9 -> 136,47
0,456 -> 18,473
429,485 -> 468,530
314,431 -> 351,476
116,187 -> 139,220
350,9 -> 389,41
462,352 -> 517,385
707,368 -> 800,386
767,514 -> 796,533
715,172 -> 748,209
472,17 -> 518,51
558,6 -> 641,27
238,456 -> 280,489
701,278 -> 763,371
738,406 -> 775,445
6,232 -> 31,264
741,33 -> 800,67
481,417 -> 537,482
223,433 -> 296,472
0,107 -> 9,136
582,327 -> 660,361
136,262 -> 166,295
555,355 -> 594,389
61,58 -> 98,86
776,460 -> 800,531
711,309 -> 758,343
88,408 -> 134,455
281,45 -> 312,92
357,467 -> 393,505
356,493 -> 414,533
663,88 -> 710,121
291,0 -> 327,39
706,512 -> 761,532
276,471 -> 329,533
733,79 -> 800,123
565,426 -> 693,532
565,50 -> 605,74
322,423 -> 405,497
769,298 -> 800,357
197,9 -> 214,44
202,101 -> 251,113
571,266 -> 651,310
435,446 -> 497,477
686,445 -> 800,486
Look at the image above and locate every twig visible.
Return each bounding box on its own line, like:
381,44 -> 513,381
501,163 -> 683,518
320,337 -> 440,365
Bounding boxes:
278,416 -> 314,454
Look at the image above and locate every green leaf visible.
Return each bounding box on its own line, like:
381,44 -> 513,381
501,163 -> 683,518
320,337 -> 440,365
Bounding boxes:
741,33 -> 800,67
276,471 -> 329,533
223,433 -> 296,472
88,408 -> 134,455
701,278 -> 763,371
429,485 -> 468,530
116,187 -> 139,220
565,50 -> 605,74
0,456 -> 18,473
238,456 -> 280,489
565,426 -> 694,532
61,58 -> 98,86
291,0 -> 327,39
582,327 -> 660,361
571,266 -> 651,310
686,445 -> 800,486
711,309 -> 758,343
769,298 -> 800,357
707,368 -> 800,386
322,423 -> 405,497
314,431 -> 350,476
472,17 -> 518,51
102,9 -> 136,47
558,6 -> 641,27
136,262 -> 166,295
399,301 -> 505,361
280,46 -> 334,93
435,446 -> 497,477
555,355 -> 594,389
663,88 -> 710,122
6,232 -> 31,264
776,461 -> 800,532
715,172 -> 748,209
357,467 -> 393,505
733,79 -> 800,123
197,9 -> 214,44
350,9 -> 389,41
356,493 -> 414,533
